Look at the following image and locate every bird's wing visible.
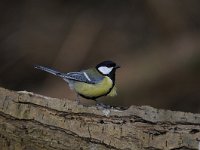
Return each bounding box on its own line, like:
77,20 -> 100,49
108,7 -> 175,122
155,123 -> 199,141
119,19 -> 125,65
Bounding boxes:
62,72 -> 95,84
35,65 -> 103,84
34,65 -> 91,83
63,69 -> 104,84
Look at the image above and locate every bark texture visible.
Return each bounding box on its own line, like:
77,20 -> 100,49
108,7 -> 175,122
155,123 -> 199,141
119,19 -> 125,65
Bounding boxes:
0,87 -> 200,150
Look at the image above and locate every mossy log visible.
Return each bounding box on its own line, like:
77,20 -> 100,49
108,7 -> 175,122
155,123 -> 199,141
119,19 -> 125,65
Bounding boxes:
0,87 -> 200,150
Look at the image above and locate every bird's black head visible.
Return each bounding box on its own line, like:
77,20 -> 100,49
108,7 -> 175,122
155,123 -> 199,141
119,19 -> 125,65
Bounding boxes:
96,60 -> 120,82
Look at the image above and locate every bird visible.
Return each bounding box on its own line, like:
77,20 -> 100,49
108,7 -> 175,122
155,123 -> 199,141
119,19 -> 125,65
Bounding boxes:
34,60 -> 120,103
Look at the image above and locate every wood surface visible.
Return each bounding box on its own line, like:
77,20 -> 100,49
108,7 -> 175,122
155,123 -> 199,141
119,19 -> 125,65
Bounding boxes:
0,87 -> 199,150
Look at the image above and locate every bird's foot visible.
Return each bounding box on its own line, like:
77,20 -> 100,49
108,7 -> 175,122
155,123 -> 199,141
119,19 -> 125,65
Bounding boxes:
96,103 -> 112,109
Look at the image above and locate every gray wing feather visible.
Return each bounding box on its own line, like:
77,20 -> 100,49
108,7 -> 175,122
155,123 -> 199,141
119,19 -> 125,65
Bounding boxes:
35,65 -> 102,84
63,72 -> 96,84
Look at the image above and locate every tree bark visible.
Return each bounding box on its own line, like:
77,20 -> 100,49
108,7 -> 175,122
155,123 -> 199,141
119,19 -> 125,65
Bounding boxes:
0,87 -> 199,150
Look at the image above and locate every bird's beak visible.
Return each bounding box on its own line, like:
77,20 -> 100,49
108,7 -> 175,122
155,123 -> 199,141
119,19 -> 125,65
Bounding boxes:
115,65 -> 120,69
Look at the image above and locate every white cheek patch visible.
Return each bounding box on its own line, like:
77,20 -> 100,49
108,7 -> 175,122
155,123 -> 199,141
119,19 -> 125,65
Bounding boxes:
98,66 -> 113,75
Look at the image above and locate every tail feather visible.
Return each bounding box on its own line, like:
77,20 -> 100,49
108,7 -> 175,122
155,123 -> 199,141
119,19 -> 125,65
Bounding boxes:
34,65 -> 63,77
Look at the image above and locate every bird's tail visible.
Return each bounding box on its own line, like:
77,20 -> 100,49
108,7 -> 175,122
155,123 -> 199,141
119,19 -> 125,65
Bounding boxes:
34,65 -> 65,77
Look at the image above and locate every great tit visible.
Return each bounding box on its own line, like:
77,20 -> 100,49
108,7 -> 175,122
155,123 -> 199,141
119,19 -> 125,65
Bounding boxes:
35,61 -> 120,102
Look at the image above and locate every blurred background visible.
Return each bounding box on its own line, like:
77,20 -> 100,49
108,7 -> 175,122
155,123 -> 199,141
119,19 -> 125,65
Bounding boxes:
0,0 -> 200,112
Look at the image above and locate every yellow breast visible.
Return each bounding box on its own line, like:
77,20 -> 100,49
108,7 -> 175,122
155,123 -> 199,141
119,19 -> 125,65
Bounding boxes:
74,76 -> 113,98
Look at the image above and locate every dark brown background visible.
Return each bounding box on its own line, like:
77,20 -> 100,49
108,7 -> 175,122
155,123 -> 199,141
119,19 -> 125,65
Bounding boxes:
1,0 -> 200,112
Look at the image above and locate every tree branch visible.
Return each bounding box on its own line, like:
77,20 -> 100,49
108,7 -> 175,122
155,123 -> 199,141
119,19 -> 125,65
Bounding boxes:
0,87 -> 199,150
